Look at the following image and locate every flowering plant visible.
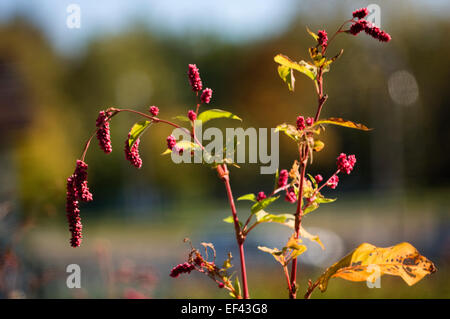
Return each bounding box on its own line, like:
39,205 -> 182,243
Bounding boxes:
65,8 -> 435,299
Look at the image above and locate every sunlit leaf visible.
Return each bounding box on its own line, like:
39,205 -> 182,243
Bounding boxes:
128,120 -> 152,147
251,196 -> 279,215
254,210 -> 294,224
274,54 -> 317,81
306,26 -> 319,41
275,123 -> 301,141
233,276 -> 241,299
313,140 -> 325,152
197,109 -> 242,123
223,216 -> 234,224
278,65 -> 296,91
316,242 -> 437,292
313,117 -> 371,131
303,202 -> 319,215
237,193 -> 257,202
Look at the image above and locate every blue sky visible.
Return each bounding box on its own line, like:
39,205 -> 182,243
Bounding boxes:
0,0 -> 448,55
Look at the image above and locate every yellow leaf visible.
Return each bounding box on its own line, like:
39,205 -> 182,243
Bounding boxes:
274,54 -> 317,81
316,242 -> 437,292
313,140 -> 325,152
314,117 -> 371,131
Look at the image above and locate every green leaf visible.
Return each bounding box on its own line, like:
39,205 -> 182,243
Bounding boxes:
278,65 -> 295,91
303,203 -> 319,215
233,276 -> 242,299
223,216 -> 234,224
273,169 -> 279,191
316,195 -> 336,204
313,117 -> 371,131
128,120 -> 152,148
197,109 -> 242,123
237,193 -> 257,202
274,54 -> 317,81
251,196 -> 279,215
254,211 -> 294,224
307,173 -> 318,189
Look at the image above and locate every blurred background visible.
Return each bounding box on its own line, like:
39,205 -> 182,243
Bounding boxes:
0,0 -> 448,299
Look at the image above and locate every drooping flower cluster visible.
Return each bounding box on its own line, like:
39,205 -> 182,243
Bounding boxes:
257,192 -> 267,202
188,110 -> 197,121
364,25 -> 391,42
296,116 -> 306,131
96,111 -> 113,154
348,8 -> 391,42
188,64 -> 203,92
66,160 -> 93,247
278,169 -> 289,187
352,8 -> 369,19
201,88 -> 213,104
318,30 -> 328,47
327,175 -> 339,189
149,106 -> 159,117
336,153 -> 356,174
124,134 -> 143,169
169,262 -> 196,278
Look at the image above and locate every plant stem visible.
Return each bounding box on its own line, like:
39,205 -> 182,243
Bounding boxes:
217,164 -> 249,299
289,146 -> 308,299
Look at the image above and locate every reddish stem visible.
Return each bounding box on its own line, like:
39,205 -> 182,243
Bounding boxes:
217,164 -> 249,299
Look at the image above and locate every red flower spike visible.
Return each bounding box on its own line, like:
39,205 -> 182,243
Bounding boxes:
201,88 -> 213,104
96,111 -> 112,154
188,64 -> 203,92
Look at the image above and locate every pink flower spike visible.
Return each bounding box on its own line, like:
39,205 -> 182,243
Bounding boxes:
285,188 -> 297,203
352,8 -> 369,19
188,110 -> 197,121
327,175 -> 339,189
124,135 -> 143,169
314,174 -> 323,183
257,192 -> 267,202
167,135 -> 177,150
188,64 -> 203,92
336,153 -> 356,174
306,117 -> 314,126
170,262 -> 195,278
296,116 -> 306,131
95,111 -> 112,154
201,88 -> 213,104
149,106 -> 159,117
278,169 -> 289,187
318,30 -> 328,47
